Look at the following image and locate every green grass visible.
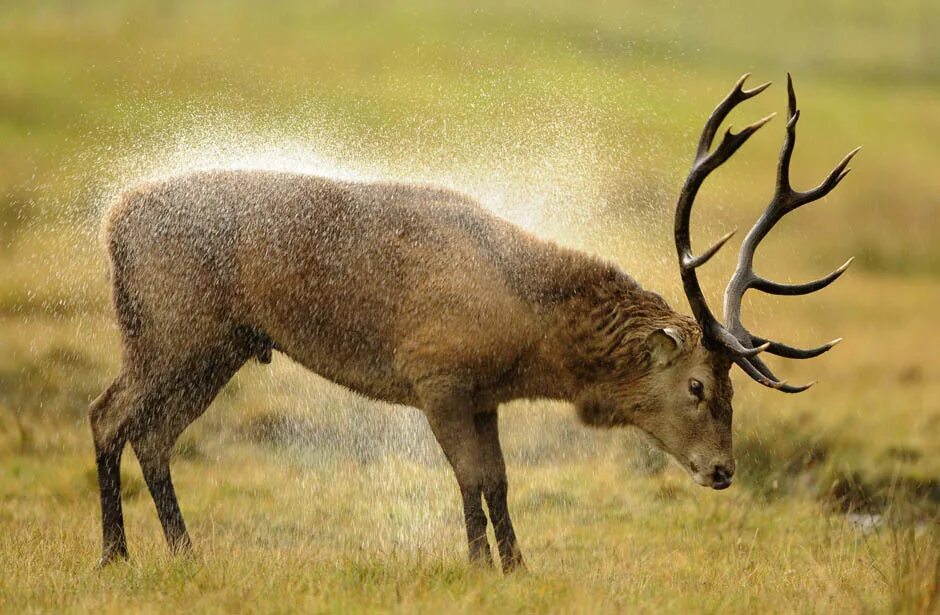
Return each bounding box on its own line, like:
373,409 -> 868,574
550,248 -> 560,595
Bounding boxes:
1,1 -> 939,612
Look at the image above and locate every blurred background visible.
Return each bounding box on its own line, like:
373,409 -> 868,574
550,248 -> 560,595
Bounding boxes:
1,1 -> 938,612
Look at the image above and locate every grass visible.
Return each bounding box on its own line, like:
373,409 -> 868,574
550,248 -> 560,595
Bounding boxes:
1,417 -> 937,613
1,0 -> 939,612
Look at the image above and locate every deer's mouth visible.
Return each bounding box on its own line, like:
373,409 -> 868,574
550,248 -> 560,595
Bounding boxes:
689,460 -> 734,490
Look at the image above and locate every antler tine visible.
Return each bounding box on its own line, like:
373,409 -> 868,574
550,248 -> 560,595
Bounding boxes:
713,326 -> 770,358
751,257 -> 853,296
683,229 -> 736,270
752,335 -> 842,360
705,113 -> 777,174
776,74 -> 799,194
792,146 -> 862,208
696,74 -> 772,160
735,356 -> 815,393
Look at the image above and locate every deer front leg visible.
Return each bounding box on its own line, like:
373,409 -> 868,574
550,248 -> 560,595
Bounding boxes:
475,411 -> 525,572
421,389 -> 494,567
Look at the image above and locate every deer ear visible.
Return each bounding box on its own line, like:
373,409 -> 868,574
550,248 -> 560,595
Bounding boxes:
645,327 -> 684,367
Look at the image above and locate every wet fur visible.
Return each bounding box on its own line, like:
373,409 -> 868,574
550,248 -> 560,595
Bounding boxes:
91,169 -> 726,570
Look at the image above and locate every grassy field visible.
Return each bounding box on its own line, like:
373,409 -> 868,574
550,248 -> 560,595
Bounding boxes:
1,1 -> 939,612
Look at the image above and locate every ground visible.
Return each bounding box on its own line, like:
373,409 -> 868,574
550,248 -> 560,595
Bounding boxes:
0,1 -> 938,613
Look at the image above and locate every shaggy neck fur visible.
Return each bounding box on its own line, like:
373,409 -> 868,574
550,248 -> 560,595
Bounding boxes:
530,260 -> 701,425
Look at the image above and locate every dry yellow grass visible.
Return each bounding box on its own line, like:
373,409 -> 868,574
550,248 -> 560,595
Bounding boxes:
1,426 -> 937,613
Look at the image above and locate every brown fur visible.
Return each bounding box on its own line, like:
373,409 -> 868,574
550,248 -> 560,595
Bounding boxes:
90,169 -> 736,571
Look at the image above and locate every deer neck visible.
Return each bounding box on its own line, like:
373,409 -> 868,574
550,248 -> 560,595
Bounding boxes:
527,270 -> 682,403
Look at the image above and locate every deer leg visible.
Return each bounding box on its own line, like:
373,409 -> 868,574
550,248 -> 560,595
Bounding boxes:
131,438 -> 191,554
130,343 -> 247,556
95,443 -> 128,565
420,388 -> 493,567
475,411 -> 525,572
89,379 -> 136,566
432,420 -> 492,566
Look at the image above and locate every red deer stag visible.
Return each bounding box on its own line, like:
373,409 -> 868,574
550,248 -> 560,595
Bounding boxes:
90,75 -> 857,571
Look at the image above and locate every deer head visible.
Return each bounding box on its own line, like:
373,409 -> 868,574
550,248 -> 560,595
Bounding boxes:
622,74 -> 857,488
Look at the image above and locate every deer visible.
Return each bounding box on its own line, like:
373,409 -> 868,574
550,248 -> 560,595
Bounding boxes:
90,74 -> 858,572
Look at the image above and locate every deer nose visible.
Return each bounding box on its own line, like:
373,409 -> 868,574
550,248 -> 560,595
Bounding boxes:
711,464 -> 734,490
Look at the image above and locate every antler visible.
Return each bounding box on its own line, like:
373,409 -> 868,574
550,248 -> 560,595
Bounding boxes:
675,74 -> 858,393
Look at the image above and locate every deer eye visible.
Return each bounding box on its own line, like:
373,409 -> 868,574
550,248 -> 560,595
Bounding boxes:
689,378 -> 705,399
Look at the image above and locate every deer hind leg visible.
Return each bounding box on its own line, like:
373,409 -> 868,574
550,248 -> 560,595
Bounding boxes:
132,439 -> 191,555
89,378 -> 137,566
128,337 -> 250,557
90,367 -> 190,566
